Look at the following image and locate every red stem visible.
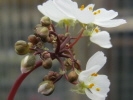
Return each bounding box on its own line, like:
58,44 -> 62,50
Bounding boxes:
67,28 -> 84,48
7,60 -> 42,100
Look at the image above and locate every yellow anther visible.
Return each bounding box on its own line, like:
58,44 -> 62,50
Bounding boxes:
96,88 -> 100,91
89,7 -> 93,10
91,73 -> 98,76
80,5 -> 85,10
93,12 -> 97,15
94,29 -> 99,33
88,83 -> 95,88
97,10 -> 101,13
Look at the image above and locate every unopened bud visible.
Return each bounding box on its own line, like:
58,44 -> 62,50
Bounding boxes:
40,16 -> 51,27
42,58 -> 52,69
38,81 -> 54,96
38,27 -> 49,42
68,71 -> 78,83
21,55 -> 36,73
15,40 -> 29,55
28,35 -> 39,45
28,42 -> 34,53
64,59 -> 72,70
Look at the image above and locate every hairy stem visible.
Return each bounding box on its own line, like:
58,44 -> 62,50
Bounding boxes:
7,60 -> 42,100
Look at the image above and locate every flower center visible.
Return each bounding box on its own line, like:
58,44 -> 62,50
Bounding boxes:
96,88 -> 100,91
80,5 -> 85,10
93,10 -> 101,15
88,83 -> 95,88
91,73 -> 98,76
88,7 -> 93,11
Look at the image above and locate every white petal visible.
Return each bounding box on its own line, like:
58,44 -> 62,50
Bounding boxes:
86,51 -> 106,71
76,9 -> 94,24
94,8 -> 118,21
90,75 -> 110,97
90,31 -> 112,48
85,89 -> 106,100
79,65 -> 102,82
37,1 -> 69,22
94,19 -> 127,28
53,0 -> 77,19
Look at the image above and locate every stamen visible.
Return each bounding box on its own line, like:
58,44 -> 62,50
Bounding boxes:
91,73 -> 98,76
97,10 -> 101,13
94,29 -> 99,33
93,12 -> 97,15
88,83 -> 95,88
89,7 -> 93,10
80,5 -> 85,10
96,88 -> 100,91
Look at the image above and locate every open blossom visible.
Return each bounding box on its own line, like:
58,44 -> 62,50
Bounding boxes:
90,27 -> 112,48
77,51 -> 110,100
37,0 -> 77,22
76,4 -> 126,28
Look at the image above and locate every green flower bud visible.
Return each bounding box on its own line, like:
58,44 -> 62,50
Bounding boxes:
68,71 -> 78,83
15,40 -> 29,55
42,58 -> 52,69
38,27 -> 49,42
38,81 -> 54,96
21,55 -> 36,73
40,16 -> 51,27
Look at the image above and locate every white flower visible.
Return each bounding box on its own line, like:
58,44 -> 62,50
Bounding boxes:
76,4 -> 126,28
37,0 -> 77,22
90,27 -> 112,48
78,51 -> 110,100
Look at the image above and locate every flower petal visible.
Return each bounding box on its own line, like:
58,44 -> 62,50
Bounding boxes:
90,75 -> 110,97
75,8 -> 94,24
53,0 -> 77,19
37,0 -> 69,22
86,51 -> 106,71
94,19 -> 127,28
94,8 -> 118,21
79,65 -> 102,82
90,31 -> 112,48
85,89 -> 106,100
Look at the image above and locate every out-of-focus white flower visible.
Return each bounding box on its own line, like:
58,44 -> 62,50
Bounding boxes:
37,0 -> 77,23
76,4 -> 126,28
77,51 -> 110,100
90,27 -> 112,48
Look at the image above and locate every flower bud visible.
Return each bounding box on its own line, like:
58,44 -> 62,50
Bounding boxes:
28,35 -> 39,45
68,71 -> 78,83
15,40 -> 29,55
40,16 -> 51,27
38,27 -> 50,42
64,59 -> 72,70
38,81 -> 54,96
42,58 -> 52,69
21,55 -> 36,73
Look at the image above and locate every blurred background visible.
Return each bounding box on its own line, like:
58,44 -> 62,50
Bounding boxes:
0,0 -> 132,100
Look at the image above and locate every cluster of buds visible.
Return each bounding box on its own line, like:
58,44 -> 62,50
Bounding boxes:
14,16 -> 82,96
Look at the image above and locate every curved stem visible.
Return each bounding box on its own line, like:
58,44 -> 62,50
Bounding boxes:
67,28 -> 85,48
7,60 -> 42,100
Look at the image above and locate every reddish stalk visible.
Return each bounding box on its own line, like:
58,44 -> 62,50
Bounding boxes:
7,60 -> 42,100
67,28 -> 85,48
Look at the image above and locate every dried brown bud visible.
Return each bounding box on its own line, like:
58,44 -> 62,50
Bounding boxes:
42,58 -> 52,69
28,35 -> 39,45
15,40 -> 29,55
41,51 -> 51,59
64,59 -> 72,70
40,16 -> 51,27
68,71 -> 78,83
